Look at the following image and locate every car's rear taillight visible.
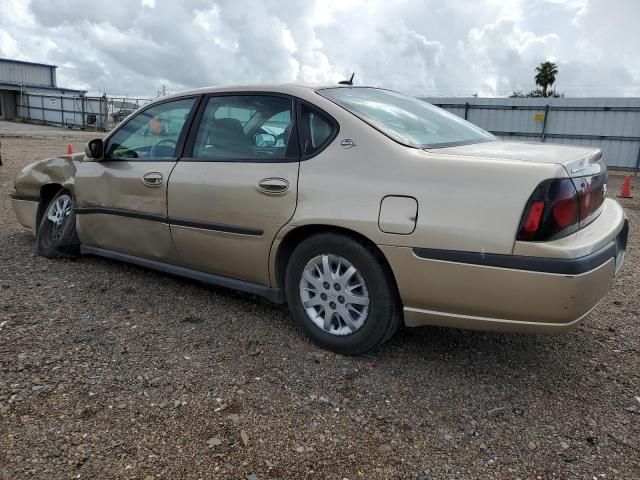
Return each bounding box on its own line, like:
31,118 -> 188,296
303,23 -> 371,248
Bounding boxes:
516,178 -> 578,241
573,172 -> 607,228
517,172 -> 608,241
552,196 -> 578,228
523,201 -> 545,233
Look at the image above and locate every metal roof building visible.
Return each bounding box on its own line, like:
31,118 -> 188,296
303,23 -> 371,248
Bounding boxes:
0,58 -> 86,120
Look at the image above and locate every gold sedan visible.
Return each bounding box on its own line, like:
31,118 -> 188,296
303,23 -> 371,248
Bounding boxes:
10,85 -> 628,354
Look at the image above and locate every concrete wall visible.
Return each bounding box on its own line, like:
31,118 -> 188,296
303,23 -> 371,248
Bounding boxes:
423,97 -> 640,171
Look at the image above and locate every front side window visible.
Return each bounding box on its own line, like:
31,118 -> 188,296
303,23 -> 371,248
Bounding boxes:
106,97 -> 196,159
318,87 -> 494,148
192,95 -> 295,160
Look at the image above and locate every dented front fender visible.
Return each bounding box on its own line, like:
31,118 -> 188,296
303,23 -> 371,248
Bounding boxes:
13,153 -> 84,198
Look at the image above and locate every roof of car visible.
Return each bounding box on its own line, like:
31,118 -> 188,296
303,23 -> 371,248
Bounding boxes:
162,83 -> 357,100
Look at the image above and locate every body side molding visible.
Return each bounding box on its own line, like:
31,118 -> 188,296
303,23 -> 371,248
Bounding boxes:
74,207 -> 166,223
170,218 -> 263,236
74,207 -> 263,236
413,220 -> 628,275
9,193 -> 40,202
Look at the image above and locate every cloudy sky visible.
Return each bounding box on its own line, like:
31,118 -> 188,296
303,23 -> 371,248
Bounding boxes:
1,0 -> 639,98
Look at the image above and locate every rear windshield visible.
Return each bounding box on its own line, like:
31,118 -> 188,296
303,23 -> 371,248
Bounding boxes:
318,87 -> 495,149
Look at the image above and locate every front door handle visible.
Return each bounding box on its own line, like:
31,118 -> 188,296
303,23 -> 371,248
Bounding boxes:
257,177 -> 289,194
142,172 -> 163,187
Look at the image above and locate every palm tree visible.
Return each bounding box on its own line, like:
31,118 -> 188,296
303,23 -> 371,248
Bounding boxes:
535,61 -> 558,97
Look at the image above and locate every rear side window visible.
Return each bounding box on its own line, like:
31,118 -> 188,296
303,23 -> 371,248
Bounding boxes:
299,104 -> 336,157
191,95 -> 296,161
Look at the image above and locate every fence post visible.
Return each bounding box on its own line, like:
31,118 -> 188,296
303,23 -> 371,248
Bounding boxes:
635,113 -> 640,175
102,95 -> 109,131
541,104 -> 551,142
464,102 -> 470,120
81,95 -> 86,130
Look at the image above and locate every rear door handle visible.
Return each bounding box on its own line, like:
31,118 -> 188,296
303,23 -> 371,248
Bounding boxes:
257,177 -> 289,194
142,172 -> 163,187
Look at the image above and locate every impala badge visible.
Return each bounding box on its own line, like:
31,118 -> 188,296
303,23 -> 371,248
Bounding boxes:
340,138 -> 355,149
602,183 -> 608,198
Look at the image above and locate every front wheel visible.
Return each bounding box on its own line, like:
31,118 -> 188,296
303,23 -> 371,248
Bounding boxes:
36,190 -> 80,259
285,233 -> 401,355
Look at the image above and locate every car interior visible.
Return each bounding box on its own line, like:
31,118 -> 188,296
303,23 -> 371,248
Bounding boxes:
193,96 -> 294,160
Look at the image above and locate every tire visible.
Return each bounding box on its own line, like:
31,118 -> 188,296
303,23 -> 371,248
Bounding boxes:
36,189 -> 80,259
285,232 -> 401,355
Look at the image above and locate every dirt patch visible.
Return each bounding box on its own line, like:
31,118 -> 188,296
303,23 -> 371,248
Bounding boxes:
1,124 -> 639,479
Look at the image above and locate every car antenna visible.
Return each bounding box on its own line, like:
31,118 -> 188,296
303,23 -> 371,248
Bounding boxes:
339,73 -> 355,85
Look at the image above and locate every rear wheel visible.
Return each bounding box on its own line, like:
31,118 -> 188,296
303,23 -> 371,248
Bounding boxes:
36,190 -> 80,259
285,233 -> 401,355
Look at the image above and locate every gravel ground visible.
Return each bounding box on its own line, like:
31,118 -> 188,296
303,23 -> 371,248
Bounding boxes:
1,122 -> 639,479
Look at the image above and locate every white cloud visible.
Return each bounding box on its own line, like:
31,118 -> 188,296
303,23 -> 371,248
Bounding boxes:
0,29 -> 20,58
0,0 -> 637,97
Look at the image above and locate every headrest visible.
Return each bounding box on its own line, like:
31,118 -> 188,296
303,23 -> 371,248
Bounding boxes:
209,118 -> 246,148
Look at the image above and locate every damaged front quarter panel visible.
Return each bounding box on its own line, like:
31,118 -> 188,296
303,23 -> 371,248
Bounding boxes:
13,153 -> 84,198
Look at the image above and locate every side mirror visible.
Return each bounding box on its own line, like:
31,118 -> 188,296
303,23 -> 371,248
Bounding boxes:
85,138 -> 105,161
254,132 -> 277,147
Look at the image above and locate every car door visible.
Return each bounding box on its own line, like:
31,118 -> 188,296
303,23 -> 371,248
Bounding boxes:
167,94 -> 299,285
74,96 -> 199,261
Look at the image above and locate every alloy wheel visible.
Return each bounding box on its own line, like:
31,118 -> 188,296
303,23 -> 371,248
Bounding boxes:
46,194 -> 72,241
299,254 -> 370,336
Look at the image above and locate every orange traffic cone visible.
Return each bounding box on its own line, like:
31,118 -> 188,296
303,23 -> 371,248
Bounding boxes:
66,144 -> 73,155
617,175 -> 632,198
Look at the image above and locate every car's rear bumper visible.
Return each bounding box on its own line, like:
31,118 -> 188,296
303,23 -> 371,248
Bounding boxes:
381,203 -> 628,333
10,194 -> 39,234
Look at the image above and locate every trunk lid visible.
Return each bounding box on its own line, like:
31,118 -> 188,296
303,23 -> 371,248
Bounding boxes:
432,140 -> 609,234
429,140 -> 604,175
